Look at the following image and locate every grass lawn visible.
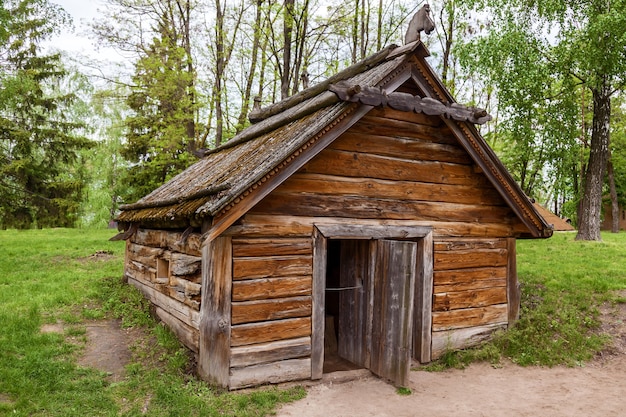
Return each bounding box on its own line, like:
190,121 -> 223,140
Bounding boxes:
1,229 -> 626,415
0,229 -> 304,417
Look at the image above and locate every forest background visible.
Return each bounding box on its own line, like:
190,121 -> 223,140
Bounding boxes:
1,0 -> 625,241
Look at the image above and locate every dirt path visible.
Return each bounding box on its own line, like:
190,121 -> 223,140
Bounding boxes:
277,357 -> 626,417
278,298 -> 626,417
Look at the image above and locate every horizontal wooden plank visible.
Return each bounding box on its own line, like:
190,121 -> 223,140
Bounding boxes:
127,242 -> 164,258
434,266 -> 507,288
254,193 -> 514,224
434,249 -> 508,270
230,337 -> 311,368
128,276 -> 201,328
233,255 -> 312,280
229,358 -> 311,389
126,260 -> 156,283
132,228 -> 202,256
431,323 -> 505,359
300,149 -> 483,186
332,131 -> 471,165
231,317 -> 311,347
432,304 -> 508,331
169,253 -> 201,276
433,287 -> 507,311
278,173 -> 502,206
227,214 -> 517,238
434,239 -> 507,251
232,238 -> 312,257
155,306 -> 199,353
232,296 -> 312,325
232,276 -> 312,301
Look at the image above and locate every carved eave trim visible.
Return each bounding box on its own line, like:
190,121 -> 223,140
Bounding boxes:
329,82 -> 492,125
452,122 -> 552,237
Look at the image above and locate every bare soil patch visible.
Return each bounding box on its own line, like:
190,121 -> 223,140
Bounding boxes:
277,293 -> 626,417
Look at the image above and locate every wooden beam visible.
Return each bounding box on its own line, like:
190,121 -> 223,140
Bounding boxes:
507,237 -> 520,324
311,227 -> 326,380
198,236 -> 232,388
414,229 -> 433,363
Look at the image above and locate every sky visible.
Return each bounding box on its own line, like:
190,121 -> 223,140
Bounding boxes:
48,0 -> 101,56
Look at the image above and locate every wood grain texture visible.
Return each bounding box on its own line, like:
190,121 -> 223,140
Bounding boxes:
432,304 -> 508,331
230,317 -> 311,347
279,173 -> 502,206
231,296 -> 312,325
228,214 -> 516,239
433,287 -> 507,311
155,306 -> 199,353
198,236 -> 232,387
434,249 -> 508,270
229,358 -> 311,390
232,276 -> 312,301
253,193 -> 514,224
414,230 -> 433,363
431,324 -> 505,358
507,237 -> 520,324
300,148 -> 484,186
311,227 -> 326,380
232,238 -> 312,257
230,337 -> 311,368
232,255 -> 312,280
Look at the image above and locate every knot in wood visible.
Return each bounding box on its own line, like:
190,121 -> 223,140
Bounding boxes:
218,318 -> 228,332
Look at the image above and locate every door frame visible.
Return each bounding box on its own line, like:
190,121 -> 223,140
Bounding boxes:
311,224 -> 433,380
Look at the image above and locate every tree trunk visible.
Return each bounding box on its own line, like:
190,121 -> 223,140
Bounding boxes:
607,154 -> 619,233
281,0 -> 295,100
214,0 -> 225,147
576,81 -> 611,241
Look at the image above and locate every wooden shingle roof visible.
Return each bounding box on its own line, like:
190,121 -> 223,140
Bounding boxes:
117,40 -> 553,239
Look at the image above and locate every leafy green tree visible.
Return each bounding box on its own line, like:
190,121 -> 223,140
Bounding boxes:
458,0 -> 626,240
0,0 -> 93,228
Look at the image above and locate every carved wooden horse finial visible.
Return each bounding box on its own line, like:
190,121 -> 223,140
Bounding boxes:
404,4 -> 435,44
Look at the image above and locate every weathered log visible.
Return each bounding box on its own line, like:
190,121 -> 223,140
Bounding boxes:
232,255 -> 312,280
433,287 -> 507,311
230,317 -> 311,347
431,323 -> 505,358
232,238 -> 312,257
229,358 -> 311,390
230,337 -> 311,368
434,249 -> 508,271
169,253 -> 201,276
432,304 -> 508,331
155,306 -> 199,353
231,296 -> 312,325
248,44 -> 399,123
232,276 -> 312,301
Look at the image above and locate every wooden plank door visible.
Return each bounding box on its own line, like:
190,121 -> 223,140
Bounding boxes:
370,239 -> 417,387
337,240 -> 370,367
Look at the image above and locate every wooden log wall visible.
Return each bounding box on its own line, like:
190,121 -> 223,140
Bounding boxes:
125,228 -> 202,353
229,237 -> 314,389
239,107 -> 521,363
251,107 -> 521,234
430,238 -> 509,358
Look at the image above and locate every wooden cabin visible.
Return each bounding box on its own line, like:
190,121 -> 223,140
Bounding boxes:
115,40 -> 553,390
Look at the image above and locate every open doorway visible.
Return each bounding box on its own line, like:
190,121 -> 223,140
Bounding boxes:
323,239 -> 370,373
312,224 -> 433,387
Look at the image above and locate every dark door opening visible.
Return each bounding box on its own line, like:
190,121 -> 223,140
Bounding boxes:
323,239 -> 370,373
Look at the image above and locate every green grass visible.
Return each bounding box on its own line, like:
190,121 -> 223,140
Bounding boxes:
425,231 -> 626,370
0,229 -> 304,417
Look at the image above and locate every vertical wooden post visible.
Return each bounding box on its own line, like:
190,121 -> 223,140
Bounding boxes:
311,227 -> 326,380
198,235 -> 232,388
413,230 -> 433,363
507,237 -> 520,324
